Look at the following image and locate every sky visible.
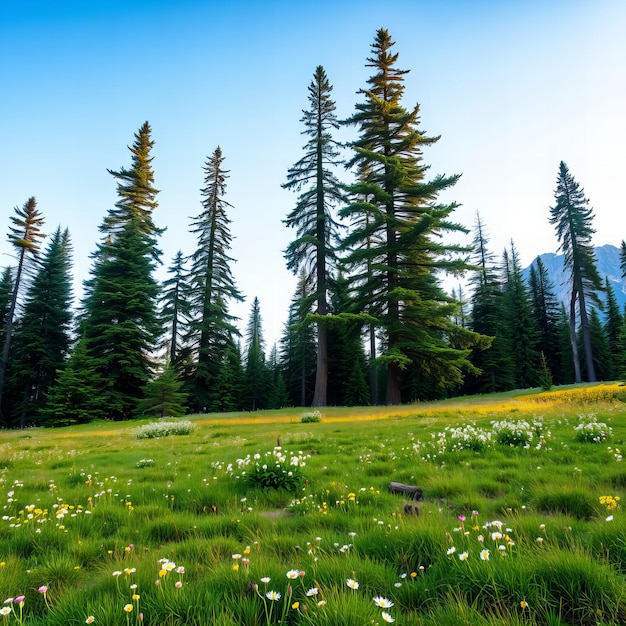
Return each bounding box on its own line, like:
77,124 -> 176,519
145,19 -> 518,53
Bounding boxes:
1,0 -> 625,347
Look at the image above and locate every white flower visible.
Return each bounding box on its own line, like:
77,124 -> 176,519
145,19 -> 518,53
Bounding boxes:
381,611 -> 395,623
606,515 -> 614,522
306,587 -> 319,596
480,549 -> 490,561
286,569 -> 300,579
459,551 -> 469,561
346,578 -> 359,590
373,597 -> 394,608
260,577 -> 271,584
266,590 -> 281,601
447,546 -> 456,555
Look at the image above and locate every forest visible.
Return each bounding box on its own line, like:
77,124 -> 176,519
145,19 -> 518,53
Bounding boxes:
1,28 -> 625,428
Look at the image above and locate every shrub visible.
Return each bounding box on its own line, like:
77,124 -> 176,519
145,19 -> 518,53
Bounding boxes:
301,410 -> 322,423
574,414 -> 612,443
134,419 -> 194,439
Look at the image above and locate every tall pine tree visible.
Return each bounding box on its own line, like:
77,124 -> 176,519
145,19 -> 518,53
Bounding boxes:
548,161 -> 603,382
187,147 -> 243,412
283,66 -> 344,407
341,29 -> 483,404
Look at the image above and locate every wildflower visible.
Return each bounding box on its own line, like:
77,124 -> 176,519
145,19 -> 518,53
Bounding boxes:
410,571 -> 417,578
124,604 -> 133,612
85,617 -> 95,624
458,514 -> 466,522
459,551 -> 469,561
536,537 -> 544,543
317,600 -> 326,606
373,597 -> 394,608
232,554 -> 242,560
13,597 -> 24,605
286,569 -> 300,579
260,577 -> 271,584
520,600 -> 528,609
346,578 -> 359,590
0,607 -> 11,616
381,611 -> 395,623
292,602 -> 300,609
38,586 -> 48,594
306,587 -> 319,596
446,546 -> 456,555
266,590 -> 281,601
480,549 -> 490,561
176,566 -> 185,574
112,571 -> 122,577
175,581 -> 182,589
132,594 -> 140,601
606,515 -> 614,522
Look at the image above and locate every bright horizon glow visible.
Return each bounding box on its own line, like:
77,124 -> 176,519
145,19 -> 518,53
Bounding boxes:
1,1 -> 625,347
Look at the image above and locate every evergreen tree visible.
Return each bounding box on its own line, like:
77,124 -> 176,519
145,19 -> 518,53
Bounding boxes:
283,66 -> 344,407
341,29 -> 483,404
586,308 -> 613,381
42,337 -> 106,426
0,268 -> 13,349
466,213 -> 513,393
501,241 -> 540,389
187,147 -> 243,412
244,297 -> 269,411
603,277 -> 623,376
8,228 -> 73,426
548,161 -> 603,382
159,250 -> 192,368
528,257 -> 563,384
81,219 -> 161,419
279,269 -> 316,406
0,197 -> 46,421
210,340 -> 244,412
556,304 -> 576,384
267,344 -> 290,409
136,363 -> 188,417
620,240 -> 626,280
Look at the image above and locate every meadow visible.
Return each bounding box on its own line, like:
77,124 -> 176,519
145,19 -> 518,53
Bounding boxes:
2,384 -> 626,625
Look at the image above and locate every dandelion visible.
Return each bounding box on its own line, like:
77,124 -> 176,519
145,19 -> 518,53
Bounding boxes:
373,597 -> 394,608
346,578 -> 359,590
381,611 -> 395,623
292,602 -> 299,609
306,588 -> 319,596
266,591 -> 281,601
480,549 -> 490,561
286,569 -> 300,579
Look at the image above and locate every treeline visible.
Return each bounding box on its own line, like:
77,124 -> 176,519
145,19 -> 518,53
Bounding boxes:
1,29 -> 624,427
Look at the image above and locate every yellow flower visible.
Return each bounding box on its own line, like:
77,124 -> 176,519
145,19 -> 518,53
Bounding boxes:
232,563 -> 239,572
132,594 -> 140,601
124,604 -> 133,613
292,602 -> 300,609
520,600 -> 528,609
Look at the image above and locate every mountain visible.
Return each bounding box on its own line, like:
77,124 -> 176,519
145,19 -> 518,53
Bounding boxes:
522,244 -> 626,311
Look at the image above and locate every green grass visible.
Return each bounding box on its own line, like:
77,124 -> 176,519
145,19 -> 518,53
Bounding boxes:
1,384 -> 626,624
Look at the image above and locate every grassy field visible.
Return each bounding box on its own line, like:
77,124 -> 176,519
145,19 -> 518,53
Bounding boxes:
2,383 -> 626,625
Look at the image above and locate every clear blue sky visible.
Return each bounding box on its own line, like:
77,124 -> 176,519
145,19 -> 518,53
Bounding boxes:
1,0 -> 625,346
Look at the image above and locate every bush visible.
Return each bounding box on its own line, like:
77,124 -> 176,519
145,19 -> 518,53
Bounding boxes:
574,414 -> 612,443
301,410 -> 322,423
134,419 -> 194,439
240,447 -> 308,491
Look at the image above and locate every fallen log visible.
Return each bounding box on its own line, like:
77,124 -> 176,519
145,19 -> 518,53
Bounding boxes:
389,482 -> 423,501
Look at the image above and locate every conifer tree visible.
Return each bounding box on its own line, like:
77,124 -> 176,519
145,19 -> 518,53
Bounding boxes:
210,341 -> 245,412
603,277 -> 623,375
136,363 -> 188,418
244,297 -> 269,411
159,250 -> 192,368
467,214 -> 513,393
529,257 -> 562,383
79,122 -> 162,420
283,66 -> 344,407
0,268 -> 13,349
267,344 -> 290,409
187,147 -> 243,412
548,161 -> 603,382
341,29 -> 483,404
8,228 -> 73,426
279,269 -> 316,406
501,241 -> 540,389
586,308 -> 613,381
0,197 -> 46,419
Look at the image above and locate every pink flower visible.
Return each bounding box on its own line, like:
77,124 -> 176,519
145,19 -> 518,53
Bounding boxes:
175,581 -> 183,589
38,586 -> 48,594
458,515 -> 466,522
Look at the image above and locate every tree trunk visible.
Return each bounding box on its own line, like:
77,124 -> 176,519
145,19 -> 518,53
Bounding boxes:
312,322 -> 327,407
578,290 -> 596,382
569,291 -> 582,383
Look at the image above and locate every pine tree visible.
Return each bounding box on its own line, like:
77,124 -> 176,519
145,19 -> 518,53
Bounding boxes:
244,297 -> 269,411
603,277 -> 623,376
210,340 -> 244,412
501,241 -> 541,389
548,161 -> 603,382
0,197 -> 46,420
159,250 -> 192,368
556,304 -> 576,384
341,29 -> 482,404
8,228 -> 73,426
82,219 -> 161,419
279,269 -> 316,406
466,214 -> 513,394
283,66 -> 344,407
136,363 -> 188,418
187,147 -> 243,412
586,308 -> 613,381
528,257 -> 563,383
0,268 -> 13,349
267,344 -> 290,409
